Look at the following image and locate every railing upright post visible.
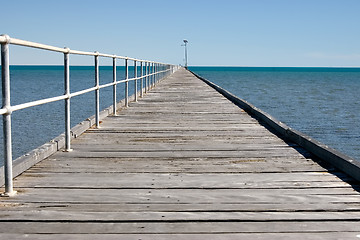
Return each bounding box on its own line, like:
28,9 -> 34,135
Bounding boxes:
95,52 -> 100,128
1,35 -> 16,196
149,63 -> 152,89
125,58 -> 129,107
154,63 -> 156,87
134,60 -> 137,102
140,61 -> 144,98
154,63 -> 157,86
64,48 -> 72,152
149,62 -> 152,90
151,63 -> 156,88
112,57 -> 117,115
148,62 -> 151,91
145,62 -> 148,93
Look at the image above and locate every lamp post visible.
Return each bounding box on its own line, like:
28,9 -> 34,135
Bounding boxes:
182,39 -> 188,69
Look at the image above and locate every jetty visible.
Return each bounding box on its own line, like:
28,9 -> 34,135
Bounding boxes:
1,36 -> 360,239
0,68 -> 359,239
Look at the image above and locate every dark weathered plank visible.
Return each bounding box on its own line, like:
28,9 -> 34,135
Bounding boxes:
3,202 -> 360,212
1,68 -> 360,239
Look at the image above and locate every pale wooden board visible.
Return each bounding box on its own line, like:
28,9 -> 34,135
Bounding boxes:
14,173 -> 350,189
0,222 -> 360,234
1,68 -> 360,238
1,233 -> 360,240
24,161 -> 328,174
5,188 -> 360,204
1,210 -> 360,221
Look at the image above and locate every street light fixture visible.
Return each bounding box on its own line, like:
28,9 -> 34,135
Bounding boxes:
182,39 -> 188,69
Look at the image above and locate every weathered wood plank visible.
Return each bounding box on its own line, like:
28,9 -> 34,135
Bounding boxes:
14,173 -> 350,189
24,161 -> 328,174
1,210 -> 360,221
5,188 -> 360,204
0,221 -> 360,234
1,233 -> 359,240
3,202 -> 360,212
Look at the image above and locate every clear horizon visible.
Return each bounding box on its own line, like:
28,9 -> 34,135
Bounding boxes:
2,0 -> 360,67
7,65 -> 360,69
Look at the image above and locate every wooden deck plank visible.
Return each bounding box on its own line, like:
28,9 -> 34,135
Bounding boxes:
3,202 -> 360,212
1,68 -> 360,238
0,222 -> 360,234
15,173 -> 350,188
0,233 -> 359,240
2,210 -> 360,221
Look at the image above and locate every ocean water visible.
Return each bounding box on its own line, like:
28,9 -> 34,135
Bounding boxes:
189,67 -> 360,162
0,66 -> 135,166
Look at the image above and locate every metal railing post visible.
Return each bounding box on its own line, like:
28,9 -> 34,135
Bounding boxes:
112,57 -> 117,115
150,63 -> 152,88
153,63 -> 156,87
149,63 -> 152,91
1,35 -> 16,196
140,61 -> 144,98
149,63 -> 152,89
134,60 -> 137,102
145,62 -> 148,93
148,62 -> 151,91
95,52 -> 100,128
157,64 -> 159,83
125,58 -> 129,107
152,63 -> 154,88
64,48 -> 72,152
153,63 -> 155,86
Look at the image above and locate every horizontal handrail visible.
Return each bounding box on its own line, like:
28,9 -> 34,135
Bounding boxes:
9,95 -> 68,113
70,86 -> 98,98
0,34 -> 180,196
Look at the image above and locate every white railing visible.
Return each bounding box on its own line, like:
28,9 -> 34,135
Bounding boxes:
0,34 -> 179,196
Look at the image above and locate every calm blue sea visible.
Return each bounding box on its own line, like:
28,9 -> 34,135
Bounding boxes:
190,66 -> 360,162
0,66 -> 360,167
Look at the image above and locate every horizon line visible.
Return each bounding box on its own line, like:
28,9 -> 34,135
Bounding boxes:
7,64 -> 360,68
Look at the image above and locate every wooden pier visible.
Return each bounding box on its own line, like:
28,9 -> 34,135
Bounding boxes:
1,68 -> 360,239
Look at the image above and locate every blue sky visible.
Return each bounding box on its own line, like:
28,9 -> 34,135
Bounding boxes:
2,0 -> 360,66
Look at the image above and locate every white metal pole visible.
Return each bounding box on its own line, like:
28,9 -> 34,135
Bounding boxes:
125,58 -> 129,107
95,52 -> 100,128
1,35 -> 16,196
140,61 -> 144,97
64,49 -> 72,152
145,62 -> 148,93
150,63 -> 152,89
185,43 -> 188,69
112,57 -> 117,115
134,60 -> 137,102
